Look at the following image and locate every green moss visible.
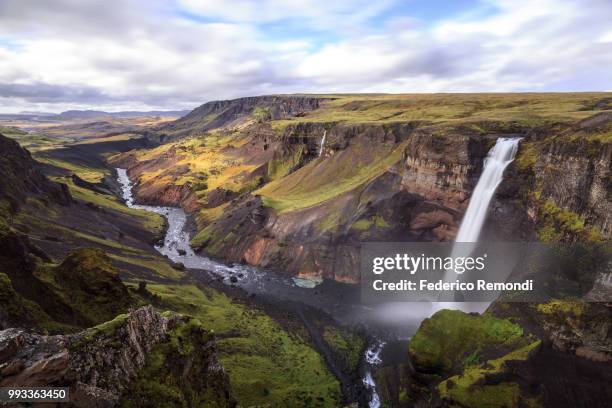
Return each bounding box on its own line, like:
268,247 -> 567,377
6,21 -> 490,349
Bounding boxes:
536,299 -> 585,317
351,215 -> 389,232
82,313 -> 129,342
190,224 -> 216,248
120,318 -> 231,408
515,143 -> 539,170
441,381 -> 520,408
253,106 -> 272,123
267,145 -> 305,181
0,272 -> 66,332
50,248 -> 133,326
408,310 -> 524,372
144,284 -> 342,407
438,340 -> 541,408
258,137 -> 406,213
536,199 -> 603,243
322,326 -> 366,372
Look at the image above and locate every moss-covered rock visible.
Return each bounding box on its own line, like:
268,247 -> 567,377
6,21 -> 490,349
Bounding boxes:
51,248 -> 133,326
322,325 -> 366,373
408,310 -> 524,373
120,318 -> 235,408
437,340 -> 541,408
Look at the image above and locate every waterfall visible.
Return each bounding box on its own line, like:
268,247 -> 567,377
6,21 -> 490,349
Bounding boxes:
454,138 -> 522,243
318,130 -> 327,157
362,341 -> 385,408
441,137 -> 521,300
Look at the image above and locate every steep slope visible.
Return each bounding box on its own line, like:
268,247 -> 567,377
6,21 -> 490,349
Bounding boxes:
157,95 -> 331,140
0,132 -> 71,214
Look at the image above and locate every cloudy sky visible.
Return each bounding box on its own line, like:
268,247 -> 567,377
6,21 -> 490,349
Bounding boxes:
1,0 -> 611,112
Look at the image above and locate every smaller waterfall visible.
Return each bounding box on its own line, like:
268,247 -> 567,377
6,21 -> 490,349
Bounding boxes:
362,341 -> 385,408
318,130 -> 327,157
454,138 -> 521,243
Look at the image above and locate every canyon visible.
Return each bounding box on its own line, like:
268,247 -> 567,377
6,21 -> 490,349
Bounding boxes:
114,94 -> 610,284
1,93 -> 611,407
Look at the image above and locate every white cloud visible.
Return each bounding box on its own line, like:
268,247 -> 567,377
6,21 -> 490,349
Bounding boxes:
0,0 -> 610,112
177,0 -> 396,28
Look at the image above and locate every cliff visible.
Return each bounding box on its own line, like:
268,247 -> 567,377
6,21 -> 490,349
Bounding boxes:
0,306 -> 235,407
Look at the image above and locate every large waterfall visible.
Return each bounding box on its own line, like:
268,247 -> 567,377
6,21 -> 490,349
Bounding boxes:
454,138 -> 522,243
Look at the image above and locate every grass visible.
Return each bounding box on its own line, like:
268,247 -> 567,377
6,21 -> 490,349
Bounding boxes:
408,310 -> 524,372
257,137 -> 407,212
142,283 -> 342,407
271,93 -> 610,131
14,195 -> 177,281
125,132 -> 260,204
36,155 -> 108,182
108,253 -> 183,280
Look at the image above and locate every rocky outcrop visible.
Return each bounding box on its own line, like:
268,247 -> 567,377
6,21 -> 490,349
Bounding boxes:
159,95 -> 333,139
376,303 -> 612,407
0,306 -> 234,407
0,241 -> 134,331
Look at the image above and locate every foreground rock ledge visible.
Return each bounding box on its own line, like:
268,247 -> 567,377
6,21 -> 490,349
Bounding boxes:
0,305 -> 235,407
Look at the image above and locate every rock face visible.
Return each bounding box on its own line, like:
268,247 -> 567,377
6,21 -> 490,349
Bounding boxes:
535,139 -> 611,237
0,306 -> 234,407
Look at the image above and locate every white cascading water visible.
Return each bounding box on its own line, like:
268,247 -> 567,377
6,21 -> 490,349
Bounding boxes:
443,137 -> 521,298
454,138 -> 522,243
362,341 -> 385,408
318,130 -> 326,157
